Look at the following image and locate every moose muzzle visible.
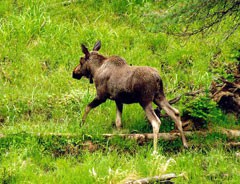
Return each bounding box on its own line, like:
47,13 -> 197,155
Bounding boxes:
72,72 -> 82,80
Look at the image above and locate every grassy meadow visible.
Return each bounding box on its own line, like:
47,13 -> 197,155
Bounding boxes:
0,0 -> 240,183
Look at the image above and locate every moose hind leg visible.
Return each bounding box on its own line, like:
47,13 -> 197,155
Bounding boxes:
142,103 -> 161,153
115,101 -> 123,130
155,97 -> 188,148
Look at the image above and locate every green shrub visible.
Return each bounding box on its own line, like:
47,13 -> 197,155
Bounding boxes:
182,96 -> 222,128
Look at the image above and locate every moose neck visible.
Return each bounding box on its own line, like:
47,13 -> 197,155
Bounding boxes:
88,56 -> 107,78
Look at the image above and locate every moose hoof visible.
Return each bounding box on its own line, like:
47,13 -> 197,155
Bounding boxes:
151,150 -> 159,156
116,125 -> 122,131
183,143 -> 189,149
80,120 -> 85,127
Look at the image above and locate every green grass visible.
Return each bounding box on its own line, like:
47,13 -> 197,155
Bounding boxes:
0,134 -> 239,183
0,0 -> 240,183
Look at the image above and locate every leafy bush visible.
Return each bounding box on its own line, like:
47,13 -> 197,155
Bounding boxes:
182,96 -> 222,128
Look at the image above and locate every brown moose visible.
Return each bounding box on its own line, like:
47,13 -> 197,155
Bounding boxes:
72,41 -> 188,152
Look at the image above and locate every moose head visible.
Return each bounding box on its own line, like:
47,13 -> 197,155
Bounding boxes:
72,41 -> 103,83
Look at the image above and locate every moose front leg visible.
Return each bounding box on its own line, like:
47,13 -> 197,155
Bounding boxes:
115,101 -> 123,130
81,97 -> 106,126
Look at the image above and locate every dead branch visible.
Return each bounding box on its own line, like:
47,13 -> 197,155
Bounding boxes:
226,142 -> 240,148
125,173 -> 177,184
221,128 -> 240,138
212,91 -> 234,102
185,89 -> 205,96
218,77 -> 240,89
168,89 -> 205,105
169,95 -> 182,105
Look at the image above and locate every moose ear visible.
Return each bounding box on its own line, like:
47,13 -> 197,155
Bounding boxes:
93,40 -> 101,51
81,44 -> 90,59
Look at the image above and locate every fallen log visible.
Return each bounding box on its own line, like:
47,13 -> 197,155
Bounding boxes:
0,132 -> 195,141
103,131 -> 206,141
125,173 -> 177,184
103,129 -> 240,141
0,129 -> 239,141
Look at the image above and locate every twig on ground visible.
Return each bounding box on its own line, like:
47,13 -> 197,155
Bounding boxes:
125,173 -> 177,184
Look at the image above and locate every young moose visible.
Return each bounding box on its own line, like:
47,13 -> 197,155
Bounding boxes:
72,41 -> 188,152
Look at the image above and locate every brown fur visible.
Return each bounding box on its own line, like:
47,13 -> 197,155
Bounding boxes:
72,41 -> 188,152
